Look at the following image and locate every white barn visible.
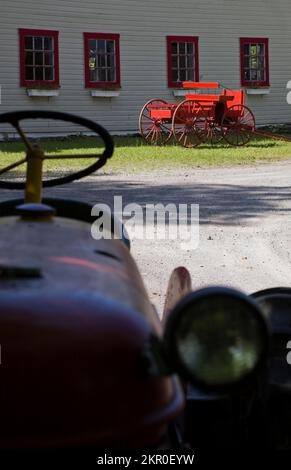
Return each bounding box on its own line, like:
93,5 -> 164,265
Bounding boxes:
0,0 -> 290,135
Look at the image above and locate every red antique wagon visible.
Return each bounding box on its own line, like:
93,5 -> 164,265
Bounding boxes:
139,82 -> 256,148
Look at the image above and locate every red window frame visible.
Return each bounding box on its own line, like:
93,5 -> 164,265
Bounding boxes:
19,28 -> 59,87
167,36 -> 199,88
240,38 -> 270,87
84,32 -> 121,88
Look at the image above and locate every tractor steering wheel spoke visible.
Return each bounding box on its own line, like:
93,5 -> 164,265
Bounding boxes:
13,121 -> 35,154
0,119 -> 32,178
0,157 -> 28,177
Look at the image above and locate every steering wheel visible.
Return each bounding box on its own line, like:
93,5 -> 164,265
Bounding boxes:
0,110 -> 114,189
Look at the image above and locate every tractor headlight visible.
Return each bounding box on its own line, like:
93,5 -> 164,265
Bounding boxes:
164,287 -> 269,391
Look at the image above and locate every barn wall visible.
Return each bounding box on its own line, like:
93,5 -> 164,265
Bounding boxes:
0,0 -> 290,135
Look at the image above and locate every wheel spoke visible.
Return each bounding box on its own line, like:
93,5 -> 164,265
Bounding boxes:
159,122 -> 171,132
143,124 -> 153,132
242,115 -> 253,124
145,127 -> 155,141
141,112 -> 154,122
178,131 -> 185,143
13,122 -> 35,154
0,157 -> 27,176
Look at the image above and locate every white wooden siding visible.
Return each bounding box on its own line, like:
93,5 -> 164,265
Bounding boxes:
0,0 -> 290,135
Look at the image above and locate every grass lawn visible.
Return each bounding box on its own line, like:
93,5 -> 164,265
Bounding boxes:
0,134 -> 291,175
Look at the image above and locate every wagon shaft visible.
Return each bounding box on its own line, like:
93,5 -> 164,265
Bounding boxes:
252,129 -> 291,143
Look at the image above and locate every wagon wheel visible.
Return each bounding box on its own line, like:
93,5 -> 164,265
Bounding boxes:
204,102 -> 225,145
139,99 -> 172,145
172,100 -> 207,148
201,117 -> 224,145
222,105 -> 255,146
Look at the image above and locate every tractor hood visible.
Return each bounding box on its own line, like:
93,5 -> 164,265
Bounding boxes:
0,290 -> 182,448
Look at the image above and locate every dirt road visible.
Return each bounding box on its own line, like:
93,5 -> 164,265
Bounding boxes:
1,160 -> 291,315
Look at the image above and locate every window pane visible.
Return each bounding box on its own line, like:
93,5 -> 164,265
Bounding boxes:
35,67 -> 43,80
90,69 -> 97,82
251,57 -> 258,68
187,54 -> 194,68
250,69 -> 258,81
34,37 -> 43,50
35,52 -> 44,65
179,42 -> 185,54
180,56 -> 186,68
98,54 -> 106,68
44,37 -> 53,51
186,69 -> 195,81
99,69 -> 106,81
244,69 -> 250,81
25,51 -> 33,66
258,56 -> 265,68
172,69 -> 178,82
244,56 -> 249,68
89,57 -> 96,70
250,44 -> 257,56
25,36 -> 33,50
44,52 -> 53,66
107,54 -> 115,68
89,39 -> 97,52
172,55 -> 178,68
244,44 -> 250,55
171,42 -> 177,54
106,40 -> 115,53
187,42 -> 194,54
88,40 -> 97,70
179,69 -> 186,81
258,44 -> 265,56
45,67 -> 54,80
25,67 -> 34,80
258,68 -> 265,80
107,68 -> 116,82
97,40 -> 105,53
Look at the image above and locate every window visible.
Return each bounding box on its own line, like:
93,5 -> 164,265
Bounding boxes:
84,33 -> 120,88
240,38 -> 269,87
167,36 -> 199,87
19,29 -> 59,87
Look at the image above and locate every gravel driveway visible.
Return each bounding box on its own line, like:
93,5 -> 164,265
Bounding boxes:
1,160 -> 291,316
